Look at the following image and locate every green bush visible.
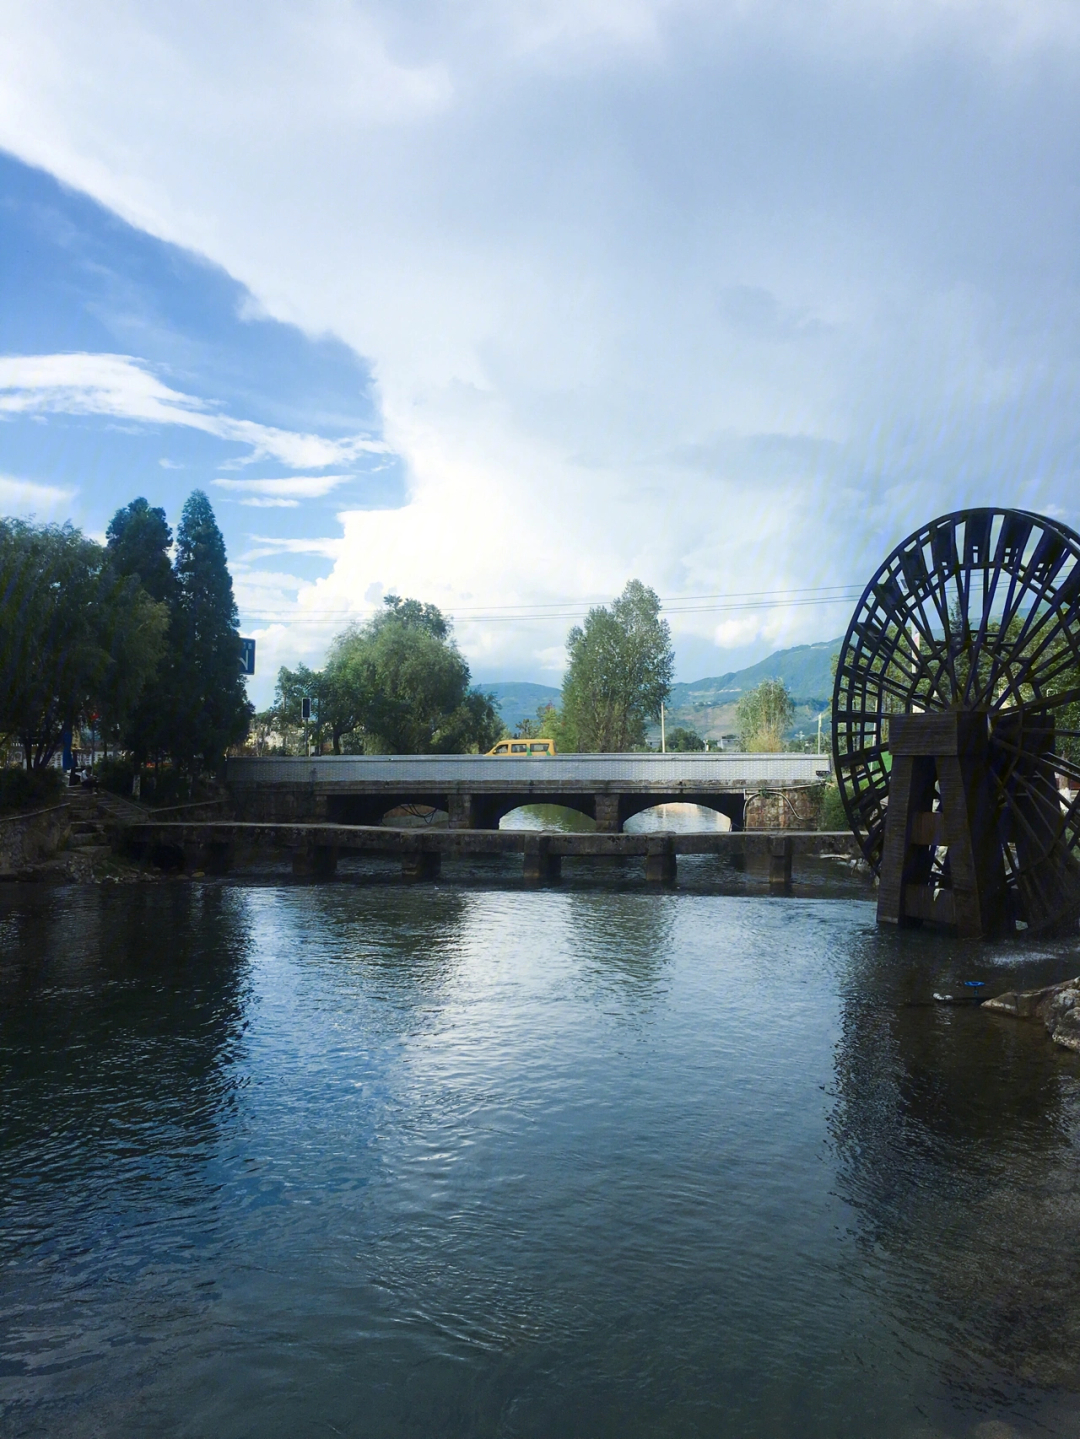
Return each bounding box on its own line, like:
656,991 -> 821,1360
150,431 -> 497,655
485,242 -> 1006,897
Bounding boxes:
94,757 -> 138,798
0,766 -> 64,814
820,782 -> 849,832
140,767 -> 192,808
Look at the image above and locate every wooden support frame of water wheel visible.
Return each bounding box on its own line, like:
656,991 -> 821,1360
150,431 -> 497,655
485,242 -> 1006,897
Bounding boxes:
832,508 -> 1080,939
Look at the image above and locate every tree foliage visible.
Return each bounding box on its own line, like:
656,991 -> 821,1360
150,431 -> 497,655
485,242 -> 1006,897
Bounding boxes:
666,726 -> 705,752
269,595 -> 502,755
0,519 -> 167,768
736,678 -> 795,752
560,580 -> 674,751
107,491 -> 251,770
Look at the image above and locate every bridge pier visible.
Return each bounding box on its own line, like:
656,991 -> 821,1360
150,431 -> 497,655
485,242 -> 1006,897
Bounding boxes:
645,835 -> 677,885
522,834 -> 561,884
768,836 -> 793,892
292,843 -> 338,878
595,795 -> 623,832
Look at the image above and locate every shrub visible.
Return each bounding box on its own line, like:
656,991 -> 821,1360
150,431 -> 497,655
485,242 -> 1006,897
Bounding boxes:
820,782 -> 849,832
0,766 -> 64,814
94,757 -> 138,798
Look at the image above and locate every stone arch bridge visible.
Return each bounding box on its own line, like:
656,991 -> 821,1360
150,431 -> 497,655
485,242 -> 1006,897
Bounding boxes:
226,753 -> 831,832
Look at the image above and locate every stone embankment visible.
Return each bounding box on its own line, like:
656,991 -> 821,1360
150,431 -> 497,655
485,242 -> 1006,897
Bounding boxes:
984,979 -> 1080,1053
0,802 -> 75,880
0,790 -> 155,884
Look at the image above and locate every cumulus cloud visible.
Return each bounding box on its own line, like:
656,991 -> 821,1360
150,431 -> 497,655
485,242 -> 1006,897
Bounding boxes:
2,2 -> 1080,679
0,354 -> 387,469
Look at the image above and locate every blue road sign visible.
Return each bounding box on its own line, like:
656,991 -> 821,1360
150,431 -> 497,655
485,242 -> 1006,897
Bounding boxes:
240,638 -> 256,676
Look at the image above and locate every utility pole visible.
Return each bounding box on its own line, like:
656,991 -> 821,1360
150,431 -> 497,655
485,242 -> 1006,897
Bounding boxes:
660,702 -> 666,753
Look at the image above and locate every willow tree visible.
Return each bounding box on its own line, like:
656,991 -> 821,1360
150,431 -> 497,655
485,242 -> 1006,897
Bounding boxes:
0,519 -> 167,768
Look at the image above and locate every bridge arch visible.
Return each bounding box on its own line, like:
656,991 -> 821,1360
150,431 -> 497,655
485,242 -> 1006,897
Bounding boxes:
623,802 -> 733,833
616,792 -> 745,831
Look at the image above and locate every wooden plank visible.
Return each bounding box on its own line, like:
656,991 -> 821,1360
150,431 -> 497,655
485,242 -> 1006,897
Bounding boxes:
909,811 -> 945,846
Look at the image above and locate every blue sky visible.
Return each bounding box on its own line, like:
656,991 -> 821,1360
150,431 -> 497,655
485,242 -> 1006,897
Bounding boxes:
0,148 -> 405,696
2,1 -> 1080,704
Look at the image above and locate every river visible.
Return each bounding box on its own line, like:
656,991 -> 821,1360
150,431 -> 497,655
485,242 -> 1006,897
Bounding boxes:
3,861 -> 1080,1437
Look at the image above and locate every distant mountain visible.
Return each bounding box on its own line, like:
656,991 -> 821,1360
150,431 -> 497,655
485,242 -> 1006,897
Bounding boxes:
483,639 -> 842,744
667,638 -> 841,710
658,639 -> 841,745
483,681 -> 561,732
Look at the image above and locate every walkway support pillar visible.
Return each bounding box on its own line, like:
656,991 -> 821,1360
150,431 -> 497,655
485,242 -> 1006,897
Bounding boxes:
292,843 -> 338,878
645,835 -> 677,885
595,794 -> 622,833
182,840 -> 235,874
522,834 -> 561,884
768,836 -> 793,892
402,839 -> 440,880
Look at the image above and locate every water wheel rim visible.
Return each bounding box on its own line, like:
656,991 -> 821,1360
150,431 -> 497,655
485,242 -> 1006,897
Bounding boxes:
831,509 -> 1080,910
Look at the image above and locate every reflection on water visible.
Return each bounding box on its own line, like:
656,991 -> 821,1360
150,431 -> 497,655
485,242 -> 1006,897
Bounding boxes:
500,803 -> 596,830
3,883 -> 1080,1438
831,928 -> 1080,1400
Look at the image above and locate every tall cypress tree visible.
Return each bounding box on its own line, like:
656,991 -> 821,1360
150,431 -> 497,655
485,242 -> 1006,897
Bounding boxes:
107,498 -> 177,763
170,491 -> 252,769
105,498 -> 175,603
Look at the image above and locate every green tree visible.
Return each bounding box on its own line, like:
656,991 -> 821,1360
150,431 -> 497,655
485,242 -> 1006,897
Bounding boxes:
169,492 -> 252,769
319,596 -> 501,754
736,678 -> 795,752
0,519 -> 166,768
106,498 -> 175,602
107,498 -> 178,763
667,726 -> 705,752
560,580 -> 673,751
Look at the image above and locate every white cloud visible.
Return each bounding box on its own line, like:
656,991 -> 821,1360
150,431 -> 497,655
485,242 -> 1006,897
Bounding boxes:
0,473 -> 77,518
213,474 -> 351,498
0,353 -> 387,469
240,535 -> 344,563
2,3 -> 1080,678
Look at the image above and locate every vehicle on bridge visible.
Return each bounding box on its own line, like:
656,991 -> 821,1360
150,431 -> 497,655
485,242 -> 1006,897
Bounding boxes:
486,738 -> 556,756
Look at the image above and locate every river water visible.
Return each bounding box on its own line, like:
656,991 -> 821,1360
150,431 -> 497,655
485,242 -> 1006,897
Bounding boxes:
4,860 -> 1080,1438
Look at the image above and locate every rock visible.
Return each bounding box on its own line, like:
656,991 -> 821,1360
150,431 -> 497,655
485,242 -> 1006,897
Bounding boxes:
983,976 -> 1080,1052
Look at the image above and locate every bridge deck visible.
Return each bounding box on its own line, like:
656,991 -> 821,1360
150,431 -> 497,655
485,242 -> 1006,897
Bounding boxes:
227,753 -> 831,789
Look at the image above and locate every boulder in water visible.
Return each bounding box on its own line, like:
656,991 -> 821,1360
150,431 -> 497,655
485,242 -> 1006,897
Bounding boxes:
983,977 -> 1080,1053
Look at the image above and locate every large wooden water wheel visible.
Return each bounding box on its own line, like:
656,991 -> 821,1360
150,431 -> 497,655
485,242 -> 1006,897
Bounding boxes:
832,508 -> 1080,938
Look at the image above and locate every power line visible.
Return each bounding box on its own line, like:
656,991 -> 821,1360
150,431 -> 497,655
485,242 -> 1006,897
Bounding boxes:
238,582 -> 863,626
